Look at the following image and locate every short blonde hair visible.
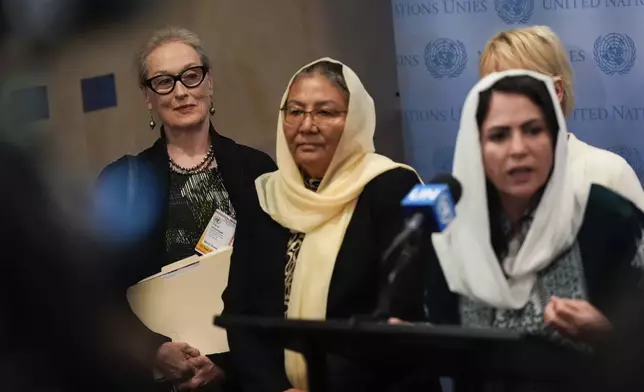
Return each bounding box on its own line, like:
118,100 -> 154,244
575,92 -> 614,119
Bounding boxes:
479,26 -> 574,117
136,26 -> 211,87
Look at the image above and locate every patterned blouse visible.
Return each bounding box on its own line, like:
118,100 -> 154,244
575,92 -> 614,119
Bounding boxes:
284,176 -> 322,315
165,162 -> 236,264
459,200 -> 587,344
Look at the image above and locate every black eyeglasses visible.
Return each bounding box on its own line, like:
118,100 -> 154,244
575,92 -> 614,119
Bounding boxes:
145,65 -> 209,95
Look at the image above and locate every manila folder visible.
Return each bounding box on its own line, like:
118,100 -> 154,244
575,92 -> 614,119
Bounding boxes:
126,247 -> 232,354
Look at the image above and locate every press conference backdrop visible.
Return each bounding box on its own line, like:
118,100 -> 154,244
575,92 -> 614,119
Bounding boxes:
391,1 -> 644,182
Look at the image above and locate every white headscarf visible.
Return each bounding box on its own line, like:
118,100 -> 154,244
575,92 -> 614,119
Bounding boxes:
432,69 -> 591,309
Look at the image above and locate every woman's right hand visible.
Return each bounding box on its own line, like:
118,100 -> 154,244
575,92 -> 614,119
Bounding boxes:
387,318 -> 413,325
544,297 -> 612,342
155,342 -> 200,381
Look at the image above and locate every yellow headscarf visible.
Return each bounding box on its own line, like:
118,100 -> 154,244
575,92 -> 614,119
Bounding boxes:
255,57 -> 417,389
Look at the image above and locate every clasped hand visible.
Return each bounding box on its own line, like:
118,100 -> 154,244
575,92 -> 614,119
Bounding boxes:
155,342 -> 224,390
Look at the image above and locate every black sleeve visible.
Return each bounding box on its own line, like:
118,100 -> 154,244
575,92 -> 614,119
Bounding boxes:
94,158 -> 171,367
222,216 -> 292,392
94,156 -> 164,292
597,206 -> 644,324
369,168 -> 427,321
93,156 -> 134,288
579,186 -> 644,323
329,167 -> 442,391
425,249 -> 460,324
578,195 -> 644,391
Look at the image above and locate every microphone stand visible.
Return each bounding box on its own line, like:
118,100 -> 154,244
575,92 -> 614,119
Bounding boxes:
348,219 -> 425,325
381,213 -> 424,262
372,228 -> 423,320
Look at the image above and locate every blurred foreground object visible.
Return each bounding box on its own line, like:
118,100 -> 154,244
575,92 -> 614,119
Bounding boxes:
0,0 -> 169,390
1,0 -> 155,48
0,143 -> 159,391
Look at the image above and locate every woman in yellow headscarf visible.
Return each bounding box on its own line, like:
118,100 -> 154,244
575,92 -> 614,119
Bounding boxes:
223,58 -> 434,392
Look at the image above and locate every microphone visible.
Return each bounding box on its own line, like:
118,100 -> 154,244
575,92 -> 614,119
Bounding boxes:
382,174 -> 462,261
403,173 -> 462,229
373,173 -> 462,320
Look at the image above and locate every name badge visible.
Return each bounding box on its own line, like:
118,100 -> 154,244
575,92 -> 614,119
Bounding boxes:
195,209 -> 236,255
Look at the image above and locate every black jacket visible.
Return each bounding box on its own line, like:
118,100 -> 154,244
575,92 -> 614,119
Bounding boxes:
223,167 -> 441,392
95,125 -> 276,390
96,125 -> 276,288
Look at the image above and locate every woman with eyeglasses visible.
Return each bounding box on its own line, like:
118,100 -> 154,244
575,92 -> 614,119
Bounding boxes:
222,58 -> 439,392
95,27 -> 276,391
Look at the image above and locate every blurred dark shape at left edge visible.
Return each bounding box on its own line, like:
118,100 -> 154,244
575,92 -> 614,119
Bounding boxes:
0,142 -> 163,391
0,0 -> 161,50
0,1 -> 169,390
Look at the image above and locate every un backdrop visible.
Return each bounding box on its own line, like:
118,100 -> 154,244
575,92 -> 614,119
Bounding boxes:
391,0 -> 644,181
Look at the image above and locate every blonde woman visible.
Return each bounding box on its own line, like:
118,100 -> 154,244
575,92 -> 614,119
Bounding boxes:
479,25 -> 644,210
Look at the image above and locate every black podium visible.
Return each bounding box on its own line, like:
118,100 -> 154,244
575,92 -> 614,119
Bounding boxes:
214,315 -> 590,392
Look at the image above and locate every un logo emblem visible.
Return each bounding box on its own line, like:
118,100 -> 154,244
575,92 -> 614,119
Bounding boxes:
494,0 -> 534,24
608,145 -> 644,179
424,39 -> 467,79
432,146 -> 455,173
593,33 -> 636,76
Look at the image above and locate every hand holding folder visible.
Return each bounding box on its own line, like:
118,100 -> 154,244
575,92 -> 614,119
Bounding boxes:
126,247 -> 232,355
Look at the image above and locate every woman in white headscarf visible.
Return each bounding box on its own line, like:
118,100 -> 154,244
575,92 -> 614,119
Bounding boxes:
223,58 -> 437,392
425,69 -> 644,389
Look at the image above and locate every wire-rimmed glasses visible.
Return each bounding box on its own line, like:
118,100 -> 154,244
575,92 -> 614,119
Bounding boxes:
280,107 -> 348,126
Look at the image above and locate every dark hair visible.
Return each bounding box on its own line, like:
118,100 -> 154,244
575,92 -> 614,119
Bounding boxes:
476,75 -> 559,135
475,75 -> 560,259
294,60 -> 350,103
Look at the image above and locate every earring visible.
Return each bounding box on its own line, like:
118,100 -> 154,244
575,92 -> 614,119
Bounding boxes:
209,101 -> 216,115
149,111 -> 156,129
